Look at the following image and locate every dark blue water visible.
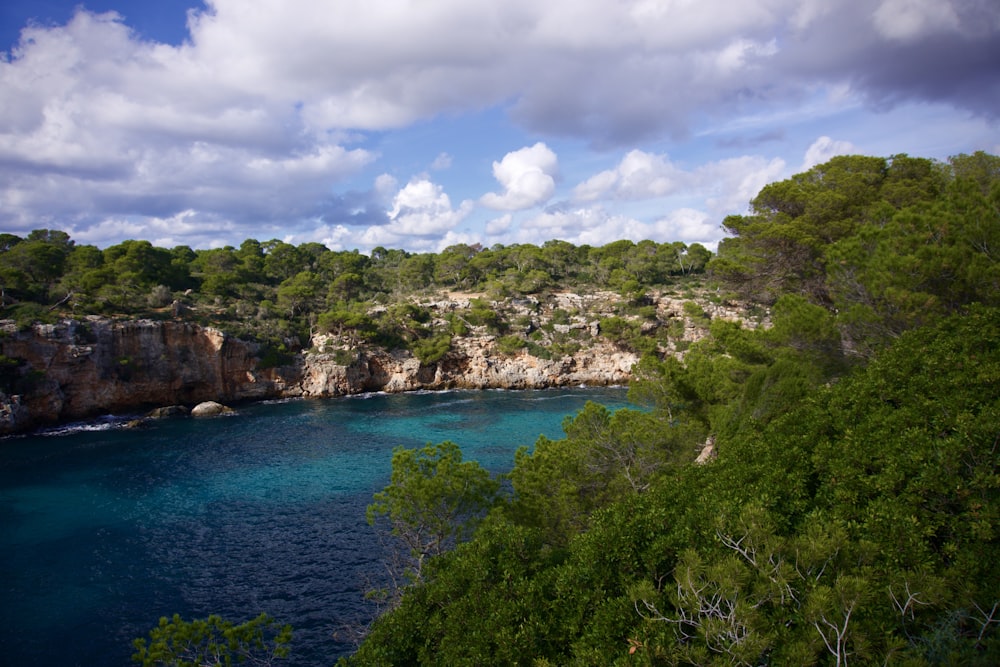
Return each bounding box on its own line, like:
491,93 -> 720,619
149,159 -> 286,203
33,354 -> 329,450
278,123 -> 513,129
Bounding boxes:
0,387 -> 630,666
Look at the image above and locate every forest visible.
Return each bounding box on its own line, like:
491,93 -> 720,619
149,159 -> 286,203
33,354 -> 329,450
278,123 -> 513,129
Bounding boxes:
338,152 -> 1000,666
0,223 -> 711,372
4,151 -> 999,665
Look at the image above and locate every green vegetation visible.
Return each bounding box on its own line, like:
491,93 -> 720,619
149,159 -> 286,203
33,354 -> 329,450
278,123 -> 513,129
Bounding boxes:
132,613 -> 292,666
339,152 -> 1000,665
0,232 -> 711,363
366,441 -> 500,603
19,150 -> 990,663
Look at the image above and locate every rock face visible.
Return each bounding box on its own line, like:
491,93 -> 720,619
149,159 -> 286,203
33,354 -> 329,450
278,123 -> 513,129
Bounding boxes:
0,317 -> 300,434
298,337 -> 636,397
0,292 -> 761,435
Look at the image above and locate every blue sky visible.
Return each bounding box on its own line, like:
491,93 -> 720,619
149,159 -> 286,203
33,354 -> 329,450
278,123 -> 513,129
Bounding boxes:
1,1 -> 997,254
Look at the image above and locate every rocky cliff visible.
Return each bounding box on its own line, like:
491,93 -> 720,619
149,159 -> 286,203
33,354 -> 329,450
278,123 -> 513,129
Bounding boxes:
0,292 -> 760,435
0,317 -> 300,434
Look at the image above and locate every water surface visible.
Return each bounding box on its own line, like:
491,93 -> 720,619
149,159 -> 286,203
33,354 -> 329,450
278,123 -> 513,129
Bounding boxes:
0,387 -> 630,666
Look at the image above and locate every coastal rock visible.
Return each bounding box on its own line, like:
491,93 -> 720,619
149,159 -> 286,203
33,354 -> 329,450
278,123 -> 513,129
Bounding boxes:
297,337 -> 636,398
0,318 -> 299,434
0,393 -> 29,434
190,401 -> 234,417
0,291 -> 762,435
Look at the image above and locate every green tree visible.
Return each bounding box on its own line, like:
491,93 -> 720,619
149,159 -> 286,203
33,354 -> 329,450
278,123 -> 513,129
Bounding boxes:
131,613 -> 292,667
433,244 -> 477,287
366,441 -> 500,590
262,240 -> 304,284
275,271 -> 323,317
193,247 -> 240,298
410,333 -> 453,365
317,302 -> 376,345
398,253 -> 436,290
235,239 -> 266,283
0,229 -> 74,304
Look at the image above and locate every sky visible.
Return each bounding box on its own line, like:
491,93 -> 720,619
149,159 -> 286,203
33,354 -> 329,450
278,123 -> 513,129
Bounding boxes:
0,1 -> 998,255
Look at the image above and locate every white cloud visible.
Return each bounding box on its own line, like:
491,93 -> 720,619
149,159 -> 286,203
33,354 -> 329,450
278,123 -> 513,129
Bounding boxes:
480,142 -> 559,210
696,156 -> 788,214
431,152 -> 453,170
485,214 -> 514,236
514,204 -> 725,250
0,0 -> 994,250
572,150 -> 785,215
362,177 -> 473,248
574,150 -> 685,202
802,136 -> 860,170
308,223 -> 355,251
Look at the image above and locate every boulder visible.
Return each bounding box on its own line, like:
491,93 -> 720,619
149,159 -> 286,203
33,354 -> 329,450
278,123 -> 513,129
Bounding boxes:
190,401 -> 234,417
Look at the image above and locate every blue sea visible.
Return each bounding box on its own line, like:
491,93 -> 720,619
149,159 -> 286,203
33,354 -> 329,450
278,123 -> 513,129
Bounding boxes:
0,387 -> 630,666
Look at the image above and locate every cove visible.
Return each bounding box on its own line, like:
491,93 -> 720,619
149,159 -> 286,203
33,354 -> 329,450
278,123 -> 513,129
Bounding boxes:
0,386 -> 630,666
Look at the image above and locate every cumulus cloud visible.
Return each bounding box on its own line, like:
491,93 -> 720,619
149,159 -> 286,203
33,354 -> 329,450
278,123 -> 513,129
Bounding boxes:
0,9 -> 376,245
572,150 -> 785,215
802,136 -> 860,170
696,156 -> 788,215
513,205 -> 724,250
485,214 -> 514,236
574,150 -> 685,202
0,0 -> 995,250
358,177 -> 472,250
480,143 -> 559,211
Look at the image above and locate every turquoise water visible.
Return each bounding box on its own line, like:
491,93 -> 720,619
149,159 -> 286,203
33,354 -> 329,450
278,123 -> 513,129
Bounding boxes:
0,387 -> 630,666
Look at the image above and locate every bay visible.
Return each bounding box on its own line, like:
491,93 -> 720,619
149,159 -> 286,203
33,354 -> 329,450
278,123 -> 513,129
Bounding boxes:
0,387 -> 630,666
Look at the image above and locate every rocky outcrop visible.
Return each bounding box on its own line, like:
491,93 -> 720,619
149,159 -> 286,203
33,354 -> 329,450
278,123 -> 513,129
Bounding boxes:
298,337 -> 636,397
0,317 -> 300,434
190,401 -> 235,417
0,292 -> 761,435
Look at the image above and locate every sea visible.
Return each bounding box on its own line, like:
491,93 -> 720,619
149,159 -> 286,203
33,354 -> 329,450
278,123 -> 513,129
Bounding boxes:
0,386 -> 631,666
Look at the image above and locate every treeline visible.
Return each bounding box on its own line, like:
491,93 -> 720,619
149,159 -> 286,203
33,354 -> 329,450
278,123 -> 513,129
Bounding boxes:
341,152 -> 1000,665
0,231 -> 710,356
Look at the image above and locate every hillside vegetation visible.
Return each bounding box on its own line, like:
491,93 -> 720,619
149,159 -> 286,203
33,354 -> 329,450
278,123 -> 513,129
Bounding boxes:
0,226 -> 713,375
5,151 -> 998,665
340,152 -> 1000,666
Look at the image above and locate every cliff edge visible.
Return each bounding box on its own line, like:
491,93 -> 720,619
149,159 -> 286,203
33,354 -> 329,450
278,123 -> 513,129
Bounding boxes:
0,291 -> 758,435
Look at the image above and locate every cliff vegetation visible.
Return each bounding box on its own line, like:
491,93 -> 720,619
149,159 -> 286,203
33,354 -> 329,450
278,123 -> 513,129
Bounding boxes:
1,224 -> 726,433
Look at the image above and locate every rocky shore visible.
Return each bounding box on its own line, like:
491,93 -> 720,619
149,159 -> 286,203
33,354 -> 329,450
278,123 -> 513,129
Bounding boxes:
0,292 -> 757,435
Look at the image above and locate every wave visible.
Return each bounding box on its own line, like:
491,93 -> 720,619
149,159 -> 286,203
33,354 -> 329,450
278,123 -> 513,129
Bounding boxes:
34,414 -> 141,437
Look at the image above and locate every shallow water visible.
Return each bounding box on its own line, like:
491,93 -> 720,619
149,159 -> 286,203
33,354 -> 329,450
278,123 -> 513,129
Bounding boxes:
0,387 -> 630,666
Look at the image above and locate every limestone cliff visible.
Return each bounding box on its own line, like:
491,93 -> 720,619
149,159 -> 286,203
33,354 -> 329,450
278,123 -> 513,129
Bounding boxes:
0,320 -> 635,435
298,337 -> 636,397
0,317 -> 300,434
0,292 -> 761,435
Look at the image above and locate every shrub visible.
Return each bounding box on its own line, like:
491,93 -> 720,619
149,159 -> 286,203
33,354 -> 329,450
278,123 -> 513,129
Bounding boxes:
411,334 -> 452,365
496,335 -> 526,356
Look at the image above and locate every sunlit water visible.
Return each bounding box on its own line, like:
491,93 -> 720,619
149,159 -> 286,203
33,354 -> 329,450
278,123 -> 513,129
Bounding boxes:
0,387 -> 630,666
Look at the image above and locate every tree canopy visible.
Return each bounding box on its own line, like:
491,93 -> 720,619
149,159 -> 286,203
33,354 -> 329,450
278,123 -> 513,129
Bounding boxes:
342,152 -> 1000,665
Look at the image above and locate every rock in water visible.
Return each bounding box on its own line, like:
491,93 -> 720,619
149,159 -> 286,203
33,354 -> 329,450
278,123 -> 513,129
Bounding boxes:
190,401 -> 234,417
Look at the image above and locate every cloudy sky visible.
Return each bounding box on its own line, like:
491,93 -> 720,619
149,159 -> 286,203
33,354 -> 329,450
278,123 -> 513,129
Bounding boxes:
1,0 -> 997,254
